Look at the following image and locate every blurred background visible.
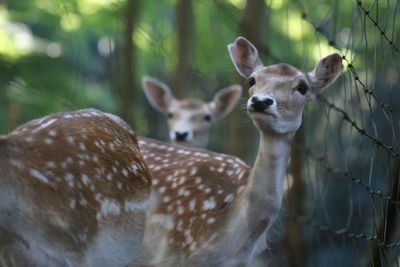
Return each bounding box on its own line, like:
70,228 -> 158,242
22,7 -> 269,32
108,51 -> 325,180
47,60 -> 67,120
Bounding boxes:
0,0 -> 399,266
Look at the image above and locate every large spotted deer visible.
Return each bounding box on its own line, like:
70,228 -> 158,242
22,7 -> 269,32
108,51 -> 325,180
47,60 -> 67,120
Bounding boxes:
132,37 -> 343,266
142,76 -> 242,148
0,109 -> 151,266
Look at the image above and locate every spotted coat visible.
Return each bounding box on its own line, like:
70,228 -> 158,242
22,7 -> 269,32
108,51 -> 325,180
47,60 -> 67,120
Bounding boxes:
137,137 -> 250,261
0,109 -> 151,266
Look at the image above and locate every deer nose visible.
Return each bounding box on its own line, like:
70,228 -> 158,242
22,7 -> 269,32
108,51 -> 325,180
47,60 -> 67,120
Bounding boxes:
250,96 -> 274,112
175,131 -> 188,141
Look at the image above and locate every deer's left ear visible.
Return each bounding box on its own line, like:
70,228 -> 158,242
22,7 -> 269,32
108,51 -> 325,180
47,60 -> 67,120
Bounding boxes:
209,85 -> 242,120
308,53 -> 343,96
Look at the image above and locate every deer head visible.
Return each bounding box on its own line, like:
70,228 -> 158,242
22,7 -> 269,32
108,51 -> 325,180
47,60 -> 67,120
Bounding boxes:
142,76 -> 242,147
229,36 -> 343,135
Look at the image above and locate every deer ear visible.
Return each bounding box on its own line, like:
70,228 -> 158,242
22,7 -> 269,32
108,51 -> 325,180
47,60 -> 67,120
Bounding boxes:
228,36 -> 263,78
308,53 -> 343,96
209,85 -> 242,120
142,77 -> 176,113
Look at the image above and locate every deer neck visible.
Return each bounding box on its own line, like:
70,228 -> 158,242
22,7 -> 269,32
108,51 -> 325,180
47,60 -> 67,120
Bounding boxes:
236,131 -> 294,247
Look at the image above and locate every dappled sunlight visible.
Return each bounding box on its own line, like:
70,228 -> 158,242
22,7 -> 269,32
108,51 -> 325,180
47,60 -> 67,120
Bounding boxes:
226,0 -> 246,9
269,0 -> 284,10
35,0 -> 60,15
133,23 -> 152,51
0,22 -> 34,58
78,0 -> 124,14
285,11 -> 309,41
60,13 -> 81,32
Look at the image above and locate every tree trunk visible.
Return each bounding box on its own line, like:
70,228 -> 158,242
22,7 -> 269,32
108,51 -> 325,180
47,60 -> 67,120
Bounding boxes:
173,0 -> 193,98
226,0 -> 268,161
119,0 -> 141,125
285,125 -> 307,267
239,0 -> 268,59
370,160 -> 399,267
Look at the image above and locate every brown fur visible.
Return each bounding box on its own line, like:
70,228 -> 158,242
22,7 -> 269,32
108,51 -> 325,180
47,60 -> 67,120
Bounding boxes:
177,99 -> 205,109
138,137 -> 250,255
0,109 -> 151,265
263,63 -> 300,76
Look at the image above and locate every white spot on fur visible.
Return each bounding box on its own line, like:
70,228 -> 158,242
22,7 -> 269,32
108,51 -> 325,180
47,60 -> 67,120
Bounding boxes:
9,159 -> 23,169
224,193 -> 234,203
238,185 -> 245,193
49,130 -> 57,136
65,173 -> 74,187
189,199 -> 196,211
124,199 -> 149,211
63,114 -> 74,119
177,206 -> 184,214
32,118 -> 57,133
138,140 -> 146,145
202,197 -> 216,210
81,174 -> 90,185
69,199 -> 76,209
30,169 -> 49,183
79,143 -> 86,151
117,182 -> 122,189
46,161 -> 56,168
190,167 -> 197,176
207,217 -> 216,224
79,198 -> 88,206
97,199 -> 121,220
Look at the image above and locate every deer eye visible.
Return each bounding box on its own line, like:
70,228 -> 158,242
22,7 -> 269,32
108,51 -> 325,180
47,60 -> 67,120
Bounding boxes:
167,112 -> 173,119
296,81 -> 309,95
248,77 -> 256,87
204,114 -> 212,122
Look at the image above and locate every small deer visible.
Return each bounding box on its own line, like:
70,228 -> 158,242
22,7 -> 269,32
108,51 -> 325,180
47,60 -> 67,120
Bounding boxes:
0,109 -> 151,266
142,76 -> 242,147
132,37 -> 343,266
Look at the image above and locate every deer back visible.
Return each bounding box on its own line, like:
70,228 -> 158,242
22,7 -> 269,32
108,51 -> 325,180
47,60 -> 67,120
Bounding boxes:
0,109 -> 151,266
137,137 -> 250,263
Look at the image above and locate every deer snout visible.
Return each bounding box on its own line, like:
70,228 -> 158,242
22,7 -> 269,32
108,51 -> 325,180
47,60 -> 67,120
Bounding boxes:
249,96 -> 274,112
175,131 -> 188,141
170,130 -> 193,142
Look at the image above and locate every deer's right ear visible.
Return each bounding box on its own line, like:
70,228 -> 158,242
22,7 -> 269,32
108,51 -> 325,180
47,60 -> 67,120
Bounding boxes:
228,36 -> 263,78
142,77 -> 176,113
209,85 -> 242,120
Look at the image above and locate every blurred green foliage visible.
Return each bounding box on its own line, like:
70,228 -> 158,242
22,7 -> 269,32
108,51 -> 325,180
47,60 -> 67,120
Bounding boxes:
0,0 -> 343,135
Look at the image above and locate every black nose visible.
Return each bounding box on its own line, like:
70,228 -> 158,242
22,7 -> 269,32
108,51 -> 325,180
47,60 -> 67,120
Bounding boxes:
250,96 -> 274,112
175,132 -> 188,141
